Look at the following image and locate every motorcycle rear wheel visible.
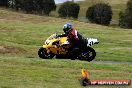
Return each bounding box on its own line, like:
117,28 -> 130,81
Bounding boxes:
81,47 -> 96,62
38,47 -> 54,59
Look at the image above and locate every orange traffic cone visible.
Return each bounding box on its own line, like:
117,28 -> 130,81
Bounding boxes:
80,68 -> 91,86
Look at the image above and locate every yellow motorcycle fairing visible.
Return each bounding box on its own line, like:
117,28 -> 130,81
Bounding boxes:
42,37 -> 71,55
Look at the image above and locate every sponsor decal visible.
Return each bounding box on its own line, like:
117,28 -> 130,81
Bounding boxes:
79,68 -> 131,86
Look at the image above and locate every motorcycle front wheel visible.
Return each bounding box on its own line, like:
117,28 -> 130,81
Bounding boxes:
80,47 -> 96,62
38,47 -> 54,59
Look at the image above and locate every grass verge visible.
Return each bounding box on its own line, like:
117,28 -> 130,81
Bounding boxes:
0,56 -> 132,88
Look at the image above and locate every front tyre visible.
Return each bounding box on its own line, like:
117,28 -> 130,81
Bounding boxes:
38,47 -> 54,59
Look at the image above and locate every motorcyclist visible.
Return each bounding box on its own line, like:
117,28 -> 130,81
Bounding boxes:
58,23 -> 87,59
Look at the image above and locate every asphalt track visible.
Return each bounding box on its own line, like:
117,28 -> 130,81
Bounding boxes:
30,56 -> 132,65
51,57 -> 132,65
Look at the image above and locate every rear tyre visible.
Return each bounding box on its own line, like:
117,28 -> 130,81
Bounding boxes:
38,47 -> 54,59
81,47 -> 96,62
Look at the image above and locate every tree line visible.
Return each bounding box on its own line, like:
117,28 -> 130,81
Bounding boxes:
0,0 -> 132,28
0,0 -> 56,15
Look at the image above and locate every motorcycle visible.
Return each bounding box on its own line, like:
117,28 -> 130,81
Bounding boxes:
38,33 -> 99,61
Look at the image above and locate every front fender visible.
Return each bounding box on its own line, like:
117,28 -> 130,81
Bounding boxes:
42,45 -> 51,53
42,45 -> 48,49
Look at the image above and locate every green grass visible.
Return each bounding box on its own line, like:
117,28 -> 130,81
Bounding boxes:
0,56 -> 132,88
0,8 -> 132,88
